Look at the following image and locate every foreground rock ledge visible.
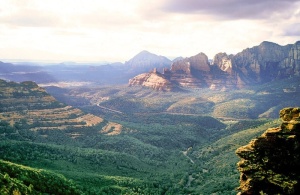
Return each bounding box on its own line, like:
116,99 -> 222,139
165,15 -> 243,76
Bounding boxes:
236,107 -> 300,195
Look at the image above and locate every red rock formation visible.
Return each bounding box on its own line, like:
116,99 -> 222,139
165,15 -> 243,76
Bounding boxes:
169,53 -> 212,88
128,40 -> 300,91
170,52 -> 210,73
209,53 -> 238,90
128,69 -> 175,91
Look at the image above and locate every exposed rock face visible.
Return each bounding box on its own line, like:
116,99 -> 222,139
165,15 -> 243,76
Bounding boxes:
128,69 -> 175,91
171,52 -> 210,73
129,40 -> 300,91
286,41 -> 300,76
170,53 -> 211,88
210,53 -> 237,90
232,41 -> 293,85
236,107 -> 300,194
213,52 -> 233,73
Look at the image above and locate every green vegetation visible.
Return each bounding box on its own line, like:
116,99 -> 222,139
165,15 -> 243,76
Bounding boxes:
1,113 -> 277,194
0,78 -> 296,194
49,77 -> 300,121
0,159 -> 81,195
186,119 -> 281,194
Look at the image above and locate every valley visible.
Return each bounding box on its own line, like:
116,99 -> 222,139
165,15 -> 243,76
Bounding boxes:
46,76 -> 300,122
0,77 -> 293,194
1,40 -> 300,194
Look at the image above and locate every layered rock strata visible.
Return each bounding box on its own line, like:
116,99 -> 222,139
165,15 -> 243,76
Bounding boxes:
236,107 -> 300,194
128,69 -> 175,91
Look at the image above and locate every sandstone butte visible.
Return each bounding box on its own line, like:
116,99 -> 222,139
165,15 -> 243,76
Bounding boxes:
236,107 -> 300,194
128,68 -> 175,91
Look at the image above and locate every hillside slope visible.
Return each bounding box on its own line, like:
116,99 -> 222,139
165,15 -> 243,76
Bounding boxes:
0,79 -> 124,138
0,159 -> 81,195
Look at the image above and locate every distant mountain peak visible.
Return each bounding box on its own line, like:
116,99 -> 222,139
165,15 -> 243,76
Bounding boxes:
138,50 -> 152,55
258,41 -> 281,48
131,50 -> 161,59
125,50 -> 172,71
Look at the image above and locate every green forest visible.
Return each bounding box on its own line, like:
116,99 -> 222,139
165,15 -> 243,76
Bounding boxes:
0,79 -> 293,194
0,115 -> 280,194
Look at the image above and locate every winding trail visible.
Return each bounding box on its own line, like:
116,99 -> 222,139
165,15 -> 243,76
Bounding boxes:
97,104 -> 123,114
182,150 -> 195,164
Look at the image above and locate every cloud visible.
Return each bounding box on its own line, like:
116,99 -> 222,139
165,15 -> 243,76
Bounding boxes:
53,30 -> 86,36
284,23 -> 300,37
161,0 -> 300,20
0,0 -> 299,62
0,0 -> 145,30
0,8 -> 61,27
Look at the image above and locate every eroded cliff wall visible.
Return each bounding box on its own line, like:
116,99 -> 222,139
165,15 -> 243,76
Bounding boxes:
236,107 -> 300,194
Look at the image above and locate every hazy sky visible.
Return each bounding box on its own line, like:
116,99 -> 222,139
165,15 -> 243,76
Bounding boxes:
0,0 -> 300,62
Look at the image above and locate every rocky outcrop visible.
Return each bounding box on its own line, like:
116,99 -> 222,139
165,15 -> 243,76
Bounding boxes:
285,41 -> 300,76
210,41 -> 299,89
213,52 -> 233,73
210,53 -> 238,90
170,53 -> 212,88
236,107 -> 300,194
232,41 -> 293,85
171,52 -> 210,73
129,40 -> 300,91
128,69 -> 175,91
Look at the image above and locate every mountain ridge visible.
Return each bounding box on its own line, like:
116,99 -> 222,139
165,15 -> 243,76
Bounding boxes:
124,50 -> 172,73
1,40 -> 299,89
129,40 -> 300,91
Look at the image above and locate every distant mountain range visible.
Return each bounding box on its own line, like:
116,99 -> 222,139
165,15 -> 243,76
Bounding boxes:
0,51 -> 174,85
1,40 -> 299,90
129,41 -> 300,91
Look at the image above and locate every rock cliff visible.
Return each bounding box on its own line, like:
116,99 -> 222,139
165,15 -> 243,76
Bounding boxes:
128,69 -> 175,91
232,41 -> 293,85
210,52 -> 238,90
170,53 -> 212,88
128,40 -> 300,91
236,107 -> 300,194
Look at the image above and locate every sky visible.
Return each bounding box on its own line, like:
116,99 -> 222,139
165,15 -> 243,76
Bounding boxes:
0,0 -> 300,63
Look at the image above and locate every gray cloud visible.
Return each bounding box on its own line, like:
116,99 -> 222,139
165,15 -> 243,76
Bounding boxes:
162,0 -> 300,20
